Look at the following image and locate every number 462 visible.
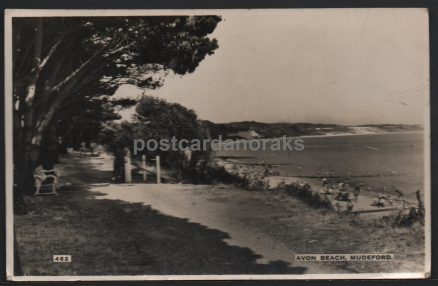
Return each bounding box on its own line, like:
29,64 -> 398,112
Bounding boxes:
53,255 -> 71,262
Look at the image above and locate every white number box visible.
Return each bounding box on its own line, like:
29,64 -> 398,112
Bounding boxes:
53,255 -> 71,263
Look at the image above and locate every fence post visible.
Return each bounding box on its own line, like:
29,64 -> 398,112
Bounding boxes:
124,148 -> 132,183
141,155 -> 147,182
156,155 -> 161,184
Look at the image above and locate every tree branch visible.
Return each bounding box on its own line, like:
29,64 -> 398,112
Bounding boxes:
49,45 -> 108,94
103,42 -> 135,57
24,19 -> 43,104
37,37 -> 63,71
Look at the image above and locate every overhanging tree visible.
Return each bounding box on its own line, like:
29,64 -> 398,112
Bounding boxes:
12,16 -> 221,210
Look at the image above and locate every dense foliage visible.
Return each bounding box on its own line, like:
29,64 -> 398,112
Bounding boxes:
100,96 -> 210,180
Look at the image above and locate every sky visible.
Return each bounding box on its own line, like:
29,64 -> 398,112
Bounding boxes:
115,9 -> 429,125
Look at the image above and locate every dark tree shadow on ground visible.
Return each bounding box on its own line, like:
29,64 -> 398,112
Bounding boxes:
14,155 -> 307,276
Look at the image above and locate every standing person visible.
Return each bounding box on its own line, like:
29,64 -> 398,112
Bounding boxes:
347,200 -> 354,212
40,130 -> 60,170
344,180 -> 350,192
113,146 -> 125,183
354,185 -> 361,201
80,142 -> 87,156
57,136 -> 68,155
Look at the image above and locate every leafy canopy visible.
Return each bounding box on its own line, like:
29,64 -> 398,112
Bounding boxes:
13,15 -> 221,135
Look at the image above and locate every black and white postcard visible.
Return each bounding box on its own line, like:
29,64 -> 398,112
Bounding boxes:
4,9 -> 431,280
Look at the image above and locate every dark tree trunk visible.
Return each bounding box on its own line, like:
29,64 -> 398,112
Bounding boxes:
13,120 -> 43,214
13,145 -> 39,214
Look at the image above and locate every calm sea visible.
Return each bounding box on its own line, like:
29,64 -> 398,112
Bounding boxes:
215,132 -> 425,198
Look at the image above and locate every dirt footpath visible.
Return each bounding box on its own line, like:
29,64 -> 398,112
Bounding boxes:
90,183 -> 337,274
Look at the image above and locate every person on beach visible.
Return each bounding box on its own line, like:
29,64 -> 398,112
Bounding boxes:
394,188 -> 404,198
327,184 -> 334,195
372,194 -> 387,207
347,200 -> 354,212
338,181 -> 348,193
354,185 -> 361,201
387,195 -> 394,206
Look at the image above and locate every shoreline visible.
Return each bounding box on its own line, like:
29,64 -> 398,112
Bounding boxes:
213,130 -> 424,144
292,130 -> 424,139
